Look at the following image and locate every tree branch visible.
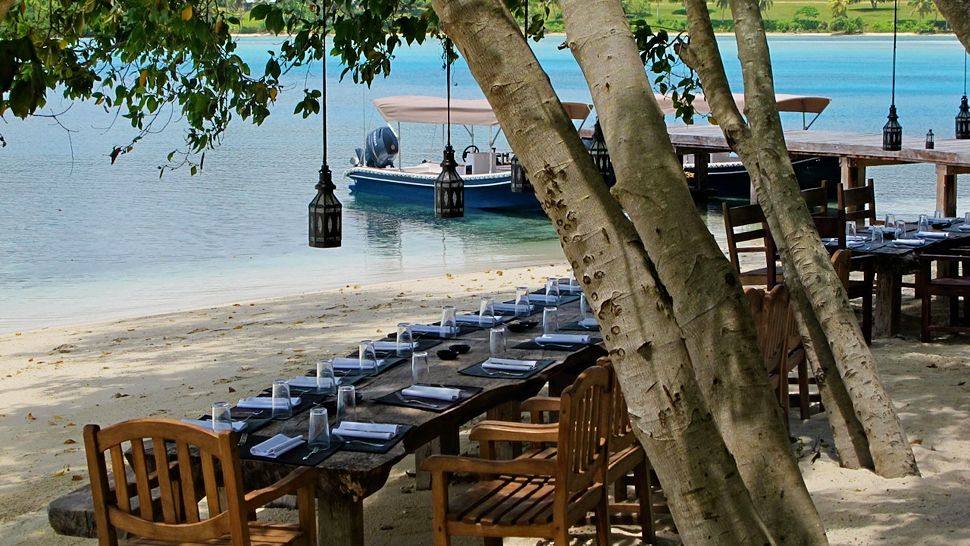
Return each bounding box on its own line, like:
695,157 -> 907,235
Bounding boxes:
934,0 -> 970,51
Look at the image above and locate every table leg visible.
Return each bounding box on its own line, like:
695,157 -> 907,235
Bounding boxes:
486,401 -> 522,459
874,264 -> 902,338
316,491 -> 363,546
414,426 -> 460,490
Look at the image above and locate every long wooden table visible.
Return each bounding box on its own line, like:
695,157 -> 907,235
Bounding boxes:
48,294 -> 605,545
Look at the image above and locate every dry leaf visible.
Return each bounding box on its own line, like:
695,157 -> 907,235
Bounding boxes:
64,438 -> 77,445
25,412 -> 36,421
181,4 -> 193,20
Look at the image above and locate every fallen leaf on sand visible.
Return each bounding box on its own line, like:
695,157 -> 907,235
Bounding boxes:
113,392 -> 129,399
26,412 -> 36,421
72,475 -> 83,481
64,439 -> 77,445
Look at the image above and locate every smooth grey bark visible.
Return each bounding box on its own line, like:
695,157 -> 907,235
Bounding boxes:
934,0 -> 970,50
679,0 -> 919,478
433,0 -> 773,542
558,0 -> 827,542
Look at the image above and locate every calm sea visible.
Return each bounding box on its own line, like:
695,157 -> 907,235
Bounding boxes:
1,35 -> 967,332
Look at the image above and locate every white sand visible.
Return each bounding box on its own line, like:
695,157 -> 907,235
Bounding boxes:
0,264 -> 967,545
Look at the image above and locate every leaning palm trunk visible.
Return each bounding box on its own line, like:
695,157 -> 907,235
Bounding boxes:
933,0 -> 970,50
679,0 -> 919,478
558,0 -> 827,542
433,0 -> 773,542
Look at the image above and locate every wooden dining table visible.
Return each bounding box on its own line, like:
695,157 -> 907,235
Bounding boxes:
48,292 -> 606,545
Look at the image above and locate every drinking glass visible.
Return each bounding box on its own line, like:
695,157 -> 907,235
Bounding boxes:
918,214 -> 930,232
934,209 -> 944,219
396,323 -> 414,356
846,221 -> 857,238
965,211 -> 970,225
514,287 -> 531,316
336,385 -> 356,423
315,359 -> 336,395
440,305 -> 457,336
271,380 -> 293,419
545,277 -> 560,302
884,214 -> 896,230
579,293 -> 590,321
489,326 -> 508,357
307,408 -> 331,449
870,227 -> 884,245
411,351 -> 430,385
358,340 -> 378,376
211,401 -> 233,432
479,296 -> 495,326
543,307 -> 559,336
895,221 -> 907,239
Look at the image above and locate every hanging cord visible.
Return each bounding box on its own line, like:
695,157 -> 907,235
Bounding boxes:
964,50 -> 967,96
322,5 -> 328,168
890,0 -> 898,106
446,38 -> 452,147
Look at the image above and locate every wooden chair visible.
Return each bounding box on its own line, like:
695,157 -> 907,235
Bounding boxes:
473,358 -> 656,544
83,418 -> 316,545
421,366 -> 612,546
837,178 -> 881,227
801,181 -> 829,216
917,250 -> 970,341
723,202 -> 783,287
831,249 -> 875,344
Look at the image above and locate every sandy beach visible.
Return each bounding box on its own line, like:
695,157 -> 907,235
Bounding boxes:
0,263 -> 967,545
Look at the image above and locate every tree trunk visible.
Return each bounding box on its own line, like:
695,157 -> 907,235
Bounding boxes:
0,0 -> 16,22
433,0 -> 773,542
679,0 -> 919,478
558,0 -> 827,542
934,0 -> 970,50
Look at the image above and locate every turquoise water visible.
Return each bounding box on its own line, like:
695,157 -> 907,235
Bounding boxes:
1,35 -> 967,332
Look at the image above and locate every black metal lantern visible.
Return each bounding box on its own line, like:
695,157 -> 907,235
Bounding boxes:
588,121 -> 616,185
957,53 -> 970,140
882,0 -> 902,151
510,155 -> 532,193
434,38 -> 464,218
309,7 -> 342,247
925,129 -> 935,149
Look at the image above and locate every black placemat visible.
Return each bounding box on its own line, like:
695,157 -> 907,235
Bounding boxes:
196,414 -> 274,434
373,384 -> 483,413
559,320 -> 600,332
231,399 -> 315,421
297,373 -> 367,389
240,435 -> 344,466
453,314 -> 515,329
377,336 -> 444,355
407,323 -> 478,340
458,358 -> 556,380
334,423 -> 414,454
524,292 -> 581,306
332,355 -> 408,378
513,336 -> 603,351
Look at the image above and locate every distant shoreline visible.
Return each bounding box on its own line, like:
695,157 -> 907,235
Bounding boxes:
231,31 -> 956,38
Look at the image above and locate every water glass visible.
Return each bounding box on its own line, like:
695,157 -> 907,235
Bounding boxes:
359,340 -> 378,375
845,221 -> 857,238
316,359 -> 336,395
396,323 -> 414,356
895,221 -> 907,239
934,210 -> 944,219
479,296 -> 495,326
489,326 -> 508,357
411,351 -> 430,385
870,227 -> 884,245
514,286 -> 531,316
918,214 -> 930,232
307,408 -> 331,448
211,401 -> 233,432
884,214 -> 896,229
336,385 -> 356,423
964,211 -> 970,225
271,380 -> 293,419
579,293 -> 590,321
543,306 -> 559,336
545,277 -> 560,302
440,305 -> 457,336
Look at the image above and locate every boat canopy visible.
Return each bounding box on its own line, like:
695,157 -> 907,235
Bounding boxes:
654,93 -> 831,116
374,95 -> 593,126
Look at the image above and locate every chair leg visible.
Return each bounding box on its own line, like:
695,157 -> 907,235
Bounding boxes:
922,291 -> 932,343
797,356 -> 811,420
431,472 -> 452,546
595,489 -> 610,545
862,289 -> 873,345
553,526 -> 570,546
634,459 -> 655,544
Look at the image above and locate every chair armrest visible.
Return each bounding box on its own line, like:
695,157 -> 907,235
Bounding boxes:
420,454 -> 557,477
469,421 -> 558,444
521,396 -> 561,415
244,467 -> 316,511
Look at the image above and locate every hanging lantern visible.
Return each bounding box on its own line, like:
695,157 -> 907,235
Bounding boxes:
925,129 -> 935,149
588,121 -> 615,185
510,155 -> 532,193
882,0 -> 902,152
957,53 -> 970,140
309,8 -> 341,247
309,166 -> 342,247
434,38 -> 464,218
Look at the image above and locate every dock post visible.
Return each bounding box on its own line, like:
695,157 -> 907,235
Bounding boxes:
936,164 -> 961,218
694,152 -> 709,198
839,157 -> 865,189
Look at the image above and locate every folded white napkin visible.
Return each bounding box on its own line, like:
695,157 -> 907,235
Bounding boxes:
455,314 -> 502,325
958,225 -> 970,231
482,357 -> 539,371
182,419 -> 247,432
287,376 -> 336,389
578,317 -> 599,328
333,421 -> 397,440
401,385 -> 461,401
493,303 -> 534,313
535,334 -> 591,345
250,434 -> 304,458
371,341 -> 417,351
915,231 -> 949,239
893,238 -> 927,246
237,396 -> 301,410
847,241 -> 868,249
846,235 -> 868,242
332,357 -> 383,370
528,294 -> 560,303
410,324 -> 459,336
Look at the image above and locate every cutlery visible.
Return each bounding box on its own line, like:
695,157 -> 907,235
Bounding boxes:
480,369 -> 527,377
400,395 -> 442,408
302,446 -> 322,461
334,435 -> 386,448
536,343 -> 580,350
236,433 -> 249,447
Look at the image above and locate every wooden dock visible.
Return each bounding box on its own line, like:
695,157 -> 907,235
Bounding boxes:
668,125 -> 970,215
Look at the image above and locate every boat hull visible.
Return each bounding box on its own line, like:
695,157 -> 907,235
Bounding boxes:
346,167 -> 542,211
686,156 -> 840,199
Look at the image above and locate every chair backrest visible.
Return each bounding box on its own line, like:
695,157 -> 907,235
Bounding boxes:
722,202 -> 781,285
801,181 -> 829,216
83,419 -> 248,545
744,286 -> 795,377
838,178 -> 877,225
593,357 -> 637,452
556,365 -> 611,499
831,249 -> 851,288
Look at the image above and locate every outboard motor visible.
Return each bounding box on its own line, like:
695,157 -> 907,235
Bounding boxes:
362,126 -> 399,168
